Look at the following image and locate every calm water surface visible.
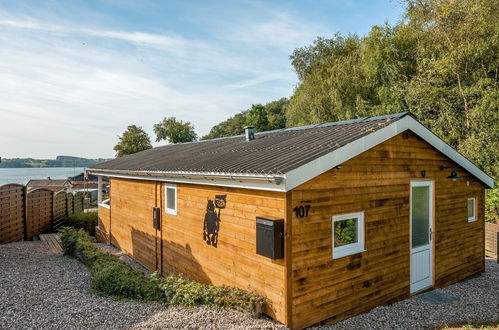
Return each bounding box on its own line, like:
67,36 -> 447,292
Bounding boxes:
0,167 -> 85,186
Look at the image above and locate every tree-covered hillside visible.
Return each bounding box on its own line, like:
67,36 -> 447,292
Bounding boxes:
0,155 -> 110,168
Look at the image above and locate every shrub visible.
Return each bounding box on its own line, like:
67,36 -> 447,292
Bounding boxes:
486,187 -> 499,223
64,212 -> 98,236
59,228 -> 265,312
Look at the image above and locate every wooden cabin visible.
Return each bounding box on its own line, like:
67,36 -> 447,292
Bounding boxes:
87,113 -> 494,329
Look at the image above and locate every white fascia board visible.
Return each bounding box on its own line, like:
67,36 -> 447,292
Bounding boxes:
89,171 -> 287,192
285,116 -> 494,191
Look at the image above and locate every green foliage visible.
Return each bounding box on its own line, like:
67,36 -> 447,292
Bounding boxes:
334,219 -> 357,246
202,112 -> 248,140
486,187 -> 499,223
202,98 -> 288,139
286,0 -> 499,181
59,228 -> 265,312
286,0 -> 498,219
64,212 -> 98,236
91,253 -> 163,301
159,275 -> 264,311
153,117 -> 197,144
245,104 -> 269,132
113,125 -> 152,157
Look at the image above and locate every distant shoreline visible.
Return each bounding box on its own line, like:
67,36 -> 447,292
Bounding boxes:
0,156 -> 110,169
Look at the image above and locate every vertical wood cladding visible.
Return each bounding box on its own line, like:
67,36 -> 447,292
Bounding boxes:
289,131 -> 485,329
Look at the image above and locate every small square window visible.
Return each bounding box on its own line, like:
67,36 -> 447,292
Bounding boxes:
165,184 -> 177,215
332,212 -> 365,259
467,197 -> 476,222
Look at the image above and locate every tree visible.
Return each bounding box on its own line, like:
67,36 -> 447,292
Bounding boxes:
113,125 -> 152,157
201,112 -> 248,140
266,98 -> 288,130
245,104 -> 269,132
202,98 -> 288,140
153,117 -> 197,144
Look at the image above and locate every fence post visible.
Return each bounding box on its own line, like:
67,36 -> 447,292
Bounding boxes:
22,186 -> 27,240
496,223 -> 499,263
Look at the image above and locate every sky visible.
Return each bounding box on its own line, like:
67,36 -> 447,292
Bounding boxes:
0,0 -> 404,159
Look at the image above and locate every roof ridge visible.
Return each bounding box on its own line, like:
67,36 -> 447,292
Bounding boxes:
194,112 -> 409,144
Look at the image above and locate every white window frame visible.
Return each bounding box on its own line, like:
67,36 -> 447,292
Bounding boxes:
165,184 -> 177,215
332,212 -> 365,259
467,197 -> 476,222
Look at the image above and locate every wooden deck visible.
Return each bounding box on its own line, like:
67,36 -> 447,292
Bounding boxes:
40,234 -> 62,254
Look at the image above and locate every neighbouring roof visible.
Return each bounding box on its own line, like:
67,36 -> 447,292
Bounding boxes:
69,172 -> 108,182
26,179 -> 71,187
88,113 -> 494,191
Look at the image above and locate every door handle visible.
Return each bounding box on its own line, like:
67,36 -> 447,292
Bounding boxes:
429,228 -> 433,241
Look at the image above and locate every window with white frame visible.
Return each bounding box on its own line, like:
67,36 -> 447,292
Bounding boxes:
332,212 -> 365,259
467,197 -> 476,222
165,184 -> 177,215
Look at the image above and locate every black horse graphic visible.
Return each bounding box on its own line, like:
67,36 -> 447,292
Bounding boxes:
203,195 -> 226,247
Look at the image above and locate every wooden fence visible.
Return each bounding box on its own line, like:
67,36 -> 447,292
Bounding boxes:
0,183 -> 85,244
485,222 -> 499,262
0,184 -> 25,244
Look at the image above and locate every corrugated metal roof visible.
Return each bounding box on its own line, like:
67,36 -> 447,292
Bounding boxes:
89,112 -> 408,175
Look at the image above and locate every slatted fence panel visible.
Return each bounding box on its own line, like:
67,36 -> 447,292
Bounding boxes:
26,188 -> 53,239
73,192 -> 84,213
52,190 -> 68,230
0,184 -> 25,244
485,222 -> 498,261
66,192 -> 74,216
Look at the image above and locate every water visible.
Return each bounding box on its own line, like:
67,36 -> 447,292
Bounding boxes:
0,167 -> 86,186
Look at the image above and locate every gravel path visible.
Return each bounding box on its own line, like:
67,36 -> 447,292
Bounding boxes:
319,259 -> 499,330
1,241 -> 497,329
0,241 -> 284,329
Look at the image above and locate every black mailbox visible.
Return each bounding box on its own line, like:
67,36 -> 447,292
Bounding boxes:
256,217 -> 284,259
153,207 -> 161,230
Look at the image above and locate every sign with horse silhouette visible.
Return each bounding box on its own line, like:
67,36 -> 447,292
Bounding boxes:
203,194 -> 226,247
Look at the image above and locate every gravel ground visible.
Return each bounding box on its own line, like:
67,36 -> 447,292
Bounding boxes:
319,258 -> 499,330
1,241 -> 497,330
0,241 -> 284,330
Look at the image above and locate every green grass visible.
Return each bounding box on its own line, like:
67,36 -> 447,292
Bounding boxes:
440,321 -> 499,329
64,212 -> 98,236
59,227 -> 265,313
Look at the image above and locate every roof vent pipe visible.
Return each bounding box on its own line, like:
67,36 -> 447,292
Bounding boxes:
245,126 -> 255,141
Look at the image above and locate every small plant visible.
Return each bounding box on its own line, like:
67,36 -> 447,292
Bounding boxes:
59,228 -> 265,313
63,212 -> 98,236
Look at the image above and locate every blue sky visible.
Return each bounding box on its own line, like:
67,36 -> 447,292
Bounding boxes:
0,0 -> 404,158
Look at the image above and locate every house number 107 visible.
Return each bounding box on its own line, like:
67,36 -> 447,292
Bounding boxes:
293,205 -> 310,218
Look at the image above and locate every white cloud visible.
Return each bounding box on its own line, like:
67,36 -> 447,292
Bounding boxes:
0,8 -> 323,158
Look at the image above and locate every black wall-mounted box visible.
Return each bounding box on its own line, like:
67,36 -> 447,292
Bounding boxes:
153,207 -> 161,230
256,217 -> 284,259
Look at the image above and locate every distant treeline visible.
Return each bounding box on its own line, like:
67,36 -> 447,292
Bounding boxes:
0,155 -> 110,168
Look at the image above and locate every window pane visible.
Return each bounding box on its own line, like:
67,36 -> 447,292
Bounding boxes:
468,199 -> 474,219
412,186 -> 430,247
166,188 -> 176,210
334,218 -> 358,247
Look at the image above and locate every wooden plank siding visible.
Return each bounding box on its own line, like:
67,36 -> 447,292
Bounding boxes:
106,178 -> 288,323
108,179 -> 158,272
101,130 -> 487,329
289,131 -> 485,329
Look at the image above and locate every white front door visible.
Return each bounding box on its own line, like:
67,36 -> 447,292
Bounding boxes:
410,181 -> 433,293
